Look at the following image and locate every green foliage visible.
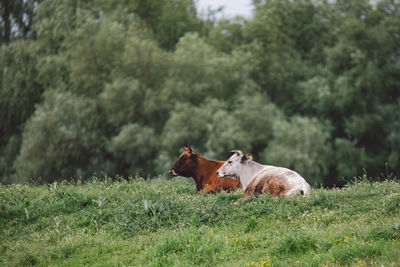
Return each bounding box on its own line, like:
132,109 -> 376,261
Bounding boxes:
1,0 -> 400,185
0,179 -> 399,266
0,40 -> 45,183
164,33 -> 258,104
128,0 -> 204,50
0,41 -> 43,137
271,231 -> 317,255
368,222 -> 400,241
14,91 -> 110,183
261,116 -> 332,185
35,0 -> 80,52
205,94 -> 280,159
0,0 -> 42,43
247,0 -> 309,107
101,78 -> 147,128
334,138 -> 370,180
207,17 -> 250,53
66,15 -> 130,95
108,123 -> 159,176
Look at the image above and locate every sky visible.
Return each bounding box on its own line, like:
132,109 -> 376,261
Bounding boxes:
196,0 -> 254,19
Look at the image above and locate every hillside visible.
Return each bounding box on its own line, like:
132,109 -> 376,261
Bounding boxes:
1,178 -> 399,266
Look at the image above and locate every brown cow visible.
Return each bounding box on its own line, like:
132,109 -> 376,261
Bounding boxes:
169,146 -> 242,193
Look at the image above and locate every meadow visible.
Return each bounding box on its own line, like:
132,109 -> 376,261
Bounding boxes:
1,177 -> 399,266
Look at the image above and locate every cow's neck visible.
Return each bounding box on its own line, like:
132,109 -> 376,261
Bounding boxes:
192,156 -> 221,190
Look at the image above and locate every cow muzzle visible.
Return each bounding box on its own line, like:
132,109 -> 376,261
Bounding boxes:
169,169 -> 178,176
216,171 -> 223,177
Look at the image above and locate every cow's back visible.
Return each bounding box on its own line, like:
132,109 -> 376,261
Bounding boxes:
245,166 -> 309,197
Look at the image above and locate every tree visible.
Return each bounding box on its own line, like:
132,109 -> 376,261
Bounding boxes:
14,90 -> 111,183
108,123 -> 159,177
261,116 -> 332,186
0,0 -> 42,44
0,40 -> 44,183
130,0 -> 203,50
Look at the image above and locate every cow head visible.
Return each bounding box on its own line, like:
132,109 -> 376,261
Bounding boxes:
216,150 -> 252,179
169,145 -> 198,177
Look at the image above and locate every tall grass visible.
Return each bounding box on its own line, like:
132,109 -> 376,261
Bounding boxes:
1,177 -> 399,266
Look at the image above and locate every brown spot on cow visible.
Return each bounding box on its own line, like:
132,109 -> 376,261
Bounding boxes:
245,175 -> 288,197
263,176 -> 288,197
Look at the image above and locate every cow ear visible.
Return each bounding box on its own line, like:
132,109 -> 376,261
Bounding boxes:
241,153 -> 252,163
228,150 -> 236,157
245,153 -> 253,161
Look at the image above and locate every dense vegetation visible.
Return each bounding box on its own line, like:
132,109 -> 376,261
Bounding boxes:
1,0 -> 400,186
1,178 -> 399,266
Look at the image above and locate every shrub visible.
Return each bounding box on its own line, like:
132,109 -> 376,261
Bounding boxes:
14,90 -> 110,183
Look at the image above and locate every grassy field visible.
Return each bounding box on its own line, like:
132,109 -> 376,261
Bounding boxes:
1,177 -> 399,266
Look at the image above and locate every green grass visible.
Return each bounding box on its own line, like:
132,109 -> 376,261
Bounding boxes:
1,177 -> 399,266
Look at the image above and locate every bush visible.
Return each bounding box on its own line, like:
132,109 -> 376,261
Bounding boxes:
14,90 -> 110,183
261,116 -> 332,185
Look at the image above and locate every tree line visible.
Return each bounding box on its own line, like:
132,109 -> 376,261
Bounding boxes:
1,0 -> 399,186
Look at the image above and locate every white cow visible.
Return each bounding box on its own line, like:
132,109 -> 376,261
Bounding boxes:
217,150 -> 310,204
